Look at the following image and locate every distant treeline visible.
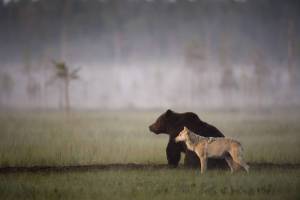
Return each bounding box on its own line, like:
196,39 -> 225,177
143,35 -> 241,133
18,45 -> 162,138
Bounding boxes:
0,0 -> 299,66
0,0 -> 300,109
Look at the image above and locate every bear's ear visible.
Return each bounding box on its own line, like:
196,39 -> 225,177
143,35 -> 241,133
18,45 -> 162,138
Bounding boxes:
166,109 -> 174,116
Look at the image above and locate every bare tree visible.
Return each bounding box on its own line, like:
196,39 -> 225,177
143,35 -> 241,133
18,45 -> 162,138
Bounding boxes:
184,39 -> 208,105
253,49 -> 268,91
48,61 -> 80,113
23,51 -> 41,104
0,72 -> 14,107
219,30 -> 237,106
287,17 -> 295,88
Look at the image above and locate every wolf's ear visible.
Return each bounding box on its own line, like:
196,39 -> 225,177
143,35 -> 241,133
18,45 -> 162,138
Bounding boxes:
184,126 -> 190,134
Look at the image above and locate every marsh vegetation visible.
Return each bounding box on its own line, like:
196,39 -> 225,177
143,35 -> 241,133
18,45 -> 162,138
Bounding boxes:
0,110 -> 299,199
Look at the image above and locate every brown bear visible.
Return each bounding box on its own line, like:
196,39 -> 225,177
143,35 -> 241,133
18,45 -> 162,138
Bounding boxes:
149,109 -> 228,169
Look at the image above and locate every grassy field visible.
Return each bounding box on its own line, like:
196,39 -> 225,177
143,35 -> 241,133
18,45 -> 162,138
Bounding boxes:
0,168 -> 299,200
0,110 -> 299,199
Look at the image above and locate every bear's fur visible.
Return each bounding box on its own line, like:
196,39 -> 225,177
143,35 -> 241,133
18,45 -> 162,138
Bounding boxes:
149,109 -> 228,168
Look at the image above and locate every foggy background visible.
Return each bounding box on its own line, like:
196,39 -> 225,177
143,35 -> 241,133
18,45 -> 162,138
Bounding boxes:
0,0 -> 299,110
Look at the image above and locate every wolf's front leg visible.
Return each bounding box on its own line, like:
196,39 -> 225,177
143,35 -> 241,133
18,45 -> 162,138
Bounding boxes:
199,157 -> 207,174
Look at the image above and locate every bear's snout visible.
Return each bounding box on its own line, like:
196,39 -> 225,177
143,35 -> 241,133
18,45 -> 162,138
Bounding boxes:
149,124 -> 154,132
149,124 -> 159,134
149,125 -> 152,131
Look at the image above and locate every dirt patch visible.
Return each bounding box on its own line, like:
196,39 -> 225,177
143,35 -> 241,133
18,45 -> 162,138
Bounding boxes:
0,163 -> 299,174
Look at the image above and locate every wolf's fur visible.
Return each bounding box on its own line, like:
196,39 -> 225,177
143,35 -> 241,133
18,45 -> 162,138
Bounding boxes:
175,127 -> 249,174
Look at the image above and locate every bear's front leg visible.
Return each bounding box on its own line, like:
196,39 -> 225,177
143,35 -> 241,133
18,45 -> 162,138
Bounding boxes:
166,140 -> 182,167
184,150 -> 200,168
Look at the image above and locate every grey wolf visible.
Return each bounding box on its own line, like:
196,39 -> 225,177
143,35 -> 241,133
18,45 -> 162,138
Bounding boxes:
175,127 -> 249,174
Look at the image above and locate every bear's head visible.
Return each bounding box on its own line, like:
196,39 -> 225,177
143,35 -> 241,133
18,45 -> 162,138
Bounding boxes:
149,109 -> 177,135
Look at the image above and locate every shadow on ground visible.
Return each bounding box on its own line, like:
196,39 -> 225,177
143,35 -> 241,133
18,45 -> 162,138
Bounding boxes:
0,163 -> 299,174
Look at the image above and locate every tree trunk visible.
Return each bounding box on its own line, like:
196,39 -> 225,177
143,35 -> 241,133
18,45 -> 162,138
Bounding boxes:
64,77 -> 70,113
287,18 -> 295,88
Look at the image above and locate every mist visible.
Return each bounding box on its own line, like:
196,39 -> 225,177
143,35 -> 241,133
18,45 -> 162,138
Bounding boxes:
0,0 -> 299,110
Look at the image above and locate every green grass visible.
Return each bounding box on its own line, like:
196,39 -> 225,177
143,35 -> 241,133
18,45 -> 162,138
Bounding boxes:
0,168 -> 299,200
0,110 -> 299,200
0,110 -> 299,166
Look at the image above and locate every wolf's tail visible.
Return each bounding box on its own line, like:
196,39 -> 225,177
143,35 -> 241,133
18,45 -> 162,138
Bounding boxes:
237,144 -> 250,173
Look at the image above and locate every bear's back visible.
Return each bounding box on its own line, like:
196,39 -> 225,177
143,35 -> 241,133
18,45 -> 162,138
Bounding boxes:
179,112 -> 224,138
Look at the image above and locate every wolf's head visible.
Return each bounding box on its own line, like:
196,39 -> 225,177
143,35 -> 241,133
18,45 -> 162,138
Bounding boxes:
175,126 -> 190,143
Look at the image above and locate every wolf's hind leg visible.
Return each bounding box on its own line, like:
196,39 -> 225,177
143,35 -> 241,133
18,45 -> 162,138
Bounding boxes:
225,155 -> 235,173
229,147 -> 249,173
238,157 -> 249,173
